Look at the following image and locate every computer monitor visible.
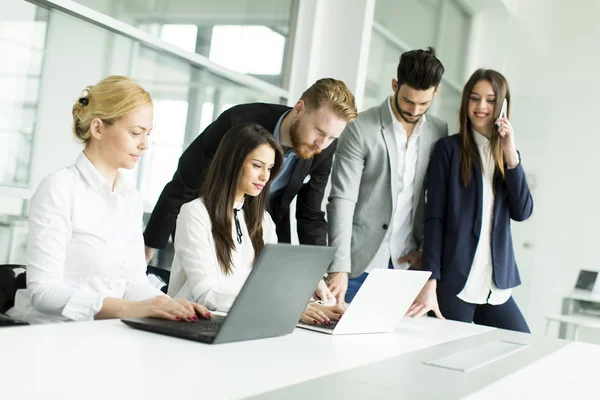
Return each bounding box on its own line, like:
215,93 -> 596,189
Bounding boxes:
574,270 -> 598,291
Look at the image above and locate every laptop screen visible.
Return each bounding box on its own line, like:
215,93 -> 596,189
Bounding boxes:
575,270 -> 598,291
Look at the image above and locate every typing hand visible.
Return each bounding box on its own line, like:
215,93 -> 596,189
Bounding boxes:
125,296 -> 211,321
313,302 -> 345,318
326,272 -> 349,307
405,279 -> 445,319
300,303 -> 344,325
174,298 -> 212,320
301,304 -> 332,325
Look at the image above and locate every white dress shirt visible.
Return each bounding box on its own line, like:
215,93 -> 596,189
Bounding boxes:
457,131 -> 511,305
167,198 -> 278,312
7,152 -> 163,323
365,98 -> 424,272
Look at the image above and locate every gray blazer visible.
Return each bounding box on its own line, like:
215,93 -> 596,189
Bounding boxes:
327,99 -> 448,277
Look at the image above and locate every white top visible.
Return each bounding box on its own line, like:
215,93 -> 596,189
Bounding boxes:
457,131 -> 511,305
167,197 -> 278,311
366,97 -> 423,272
7,153 -> 163,323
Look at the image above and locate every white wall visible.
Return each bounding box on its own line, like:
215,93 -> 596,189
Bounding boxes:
470,0 -> 600,341
285,0 -> 375,244
29,8 -> 116,188
0,0 -> 39,213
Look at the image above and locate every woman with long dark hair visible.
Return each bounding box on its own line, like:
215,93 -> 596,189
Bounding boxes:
409,69 -> 533,332
168,122 -> 344,324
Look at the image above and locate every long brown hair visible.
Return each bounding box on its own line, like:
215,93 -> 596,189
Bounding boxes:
458,69 -> 511,187
200,123 -> 284,275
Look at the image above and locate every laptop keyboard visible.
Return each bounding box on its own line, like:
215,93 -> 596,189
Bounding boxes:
299,320 -> 338,330
148,315 -> 225,333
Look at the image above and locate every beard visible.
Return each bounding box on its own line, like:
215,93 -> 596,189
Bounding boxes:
394,90 -> 425,125
289,118 -> 321,159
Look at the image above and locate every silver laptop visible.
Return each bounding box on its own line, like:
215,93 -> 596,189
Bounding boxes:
298,269 -> 431,335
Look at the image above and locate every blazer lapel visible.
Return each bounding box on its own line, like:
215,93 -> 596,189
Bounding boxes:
379,100 -> 399,203
473,166 -> 483,238
275,157 -> 312,220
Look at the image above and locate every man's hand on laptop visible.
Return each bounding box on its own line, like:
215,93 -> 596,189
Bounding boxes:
326,272 -> 348,306
405,279 -> 445,319
397,250 -> 422,269
313,280 -> 336,305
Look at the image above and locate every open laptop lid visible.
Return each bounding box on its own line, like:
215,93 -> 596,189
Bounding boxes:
213,244 -> 335,344
331,269 -> 431,335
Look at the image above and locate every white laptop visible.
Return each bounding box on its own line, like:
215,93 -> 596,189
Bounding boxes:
298,269 -> 431,335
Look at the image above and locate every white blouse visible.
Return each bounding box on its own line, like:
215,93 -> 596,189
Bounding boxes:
457,131 -> 512,305
366,99 -> 425,272
167,198 -> 278,311
7,153 -> 163,323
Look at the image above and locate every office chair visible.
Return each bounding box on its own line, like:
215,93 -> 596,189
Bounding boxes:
0,264 -> 29,326
146,265 -> 170,294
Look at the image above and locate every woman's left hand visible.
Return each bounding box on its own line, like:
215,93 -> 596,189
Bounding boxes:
495,117 -> 519,167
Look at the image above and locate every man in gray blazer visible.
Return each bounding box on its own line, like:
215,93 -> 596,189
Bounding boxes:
326,47 -> 448,312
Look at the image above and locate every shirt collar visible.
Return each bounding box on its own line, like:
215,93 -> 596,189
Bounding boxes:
75,152 -> 128,193
473,129 -> 490,148
387,96 -> 427,137
273,110 -> 291,143
234,199 -> 245,210
75,152 -> 108,190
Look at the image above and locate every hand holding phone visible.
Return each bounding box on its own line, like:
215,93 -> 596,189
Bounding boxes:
496,99 -> 508,128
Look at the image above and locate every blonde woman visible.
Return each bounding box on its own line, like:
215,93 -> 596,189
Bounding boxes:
7,76 -> 210,323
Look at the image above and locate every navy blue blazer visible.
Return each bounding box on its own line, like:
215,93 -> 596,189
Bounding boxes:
421,134 -> 533,296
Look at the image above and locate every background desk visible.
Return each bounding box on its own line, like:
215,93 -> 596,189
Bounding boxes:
1,317 -> 598,399
560,289 -> 600,338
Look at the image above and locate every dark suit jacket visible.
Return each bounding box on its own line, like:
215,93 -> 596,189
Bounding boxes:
143,103 -> 335,249
421,134 -> 534,296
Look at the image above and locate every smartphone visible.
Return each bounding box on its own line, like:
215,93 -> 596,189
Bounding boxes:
496,99 -> 508,127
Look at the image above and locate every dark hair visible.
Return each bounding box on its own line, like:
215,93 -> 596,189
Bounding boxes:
200,123 -> 284,275
396,47 -> 445,90
458,68 -> 511,187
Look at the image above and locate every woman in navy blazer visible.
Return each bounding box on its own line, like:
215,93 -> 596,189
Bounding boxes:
408,69 -> 533,333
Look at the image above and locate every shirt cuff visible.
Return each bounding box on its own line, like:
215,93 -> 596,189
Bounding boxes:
190,277 -> 217,304
327,260 -> 351,274
61,288 -> 104,321
506,152 -> 521,169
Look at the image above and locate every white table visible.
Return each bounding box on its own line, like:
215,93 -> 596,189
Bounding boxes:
463,341 -> 600,399
1,317 -> 490,399
1,317 -> 598,399
559,289 -> 600,338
